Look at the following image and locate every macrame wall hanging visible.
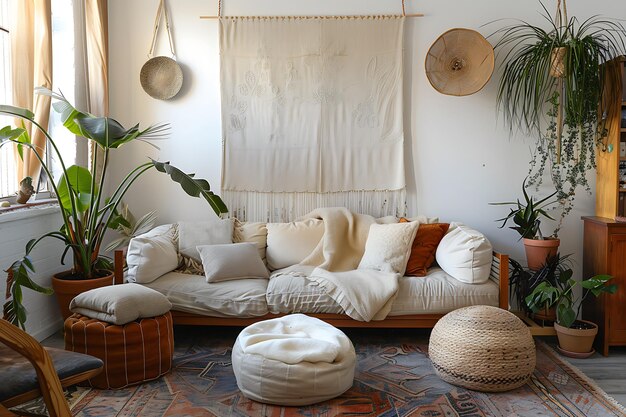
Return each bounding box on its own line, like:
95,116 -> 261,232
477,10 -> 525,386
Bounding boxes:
206,1 -> 421,222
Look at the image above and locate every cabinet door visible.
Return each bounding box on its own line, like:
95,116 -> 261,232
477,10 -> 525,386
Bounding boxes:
609,234 -> 626,344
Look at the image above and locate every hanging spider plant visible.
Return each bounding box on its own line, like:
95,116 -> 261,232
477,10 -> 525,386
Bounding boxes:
491,1 -> 626,234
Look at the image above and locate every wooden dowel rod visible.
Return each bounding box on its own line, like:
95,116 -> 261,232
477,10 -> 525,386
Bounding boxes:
199,13 -> 424,19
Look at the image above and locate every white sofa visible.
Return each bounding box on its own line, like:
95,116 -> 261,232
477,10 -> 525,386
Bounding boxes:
123,217 -> 509,328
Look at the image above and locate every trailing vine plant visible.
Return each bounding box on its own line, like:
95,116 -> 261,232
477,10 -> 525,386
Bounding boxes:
491,0 -> 626,236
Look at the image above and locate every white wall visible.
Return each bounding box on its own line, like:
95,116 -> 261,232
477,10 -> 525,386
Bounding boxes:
107,0 -> 625,276
0,207 -> 65,341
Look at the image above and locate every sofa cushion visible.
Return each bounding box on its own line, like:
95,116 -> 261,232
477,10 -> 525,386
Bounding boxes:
126,225 -> 178,284
266,219 -> 324,270
266,270 -> 344,314
178,218 -> 234,261
435,222 -> 493,284
400,219 -> 450,276
233,220 -> 268,263
389,267 -> 499,315
143,272 -> 269,317
358,222 -> 419,275
70,283 -> 172,325
197,243 -> 269,283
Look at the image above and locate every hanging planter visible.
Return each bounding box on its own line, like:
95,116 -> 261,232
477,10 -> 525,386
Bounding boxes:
491,0 -> 626,233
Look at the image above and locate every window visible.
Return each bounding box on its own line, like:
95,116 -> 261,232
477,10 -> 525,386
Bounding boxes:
0,0 -> 82,199
0,0 -> 16,198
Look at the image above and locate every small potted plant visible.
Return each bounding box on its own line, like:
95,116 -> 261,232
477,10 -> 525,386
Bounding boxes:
491,178 -> 559,270
17,176 -> 35,204
526,272 -> 616,357
509,254 -> 572,321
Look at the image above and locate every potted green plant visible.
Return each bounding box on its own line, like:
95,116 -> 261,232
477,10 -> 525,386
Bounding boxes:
17,176 -> 35,204
509,253 -> 572,320
526,272 -> 616,357
491,1 -> 626,231
491,177 -> 559,270
0,88 -> 228,328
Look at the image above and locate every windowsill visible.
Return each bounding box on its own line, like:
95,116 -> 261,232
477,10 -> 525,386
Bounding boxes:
0,199 -> 60,224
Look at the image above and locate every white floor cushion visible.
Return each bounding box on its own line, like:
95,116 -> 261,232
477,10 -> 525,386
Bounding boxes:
389,267 -> 499,316
232,314 -> 356,406
143,272 -> 268,317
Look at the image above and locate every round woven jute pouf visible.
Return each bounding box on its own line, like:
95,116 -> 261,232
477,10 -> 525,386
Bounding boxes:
429,305 -> 536,392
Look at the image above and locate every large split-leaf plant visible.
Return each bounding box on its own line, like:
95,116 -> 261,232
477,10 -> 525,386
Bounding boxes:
492,1 -> 626,235
1,88 -> 227,328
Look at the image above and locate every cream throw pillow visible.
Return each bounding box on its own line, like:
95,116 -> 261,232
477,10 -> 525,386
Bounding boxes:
70,283 -> 172,325
435,222 -> 493,284
178,218 -> 234,261
266,219 -> 325,270
197,243 -> 269,283
233,220 -> 268,263
126,225 -> 178,284
357,222 -> 419,275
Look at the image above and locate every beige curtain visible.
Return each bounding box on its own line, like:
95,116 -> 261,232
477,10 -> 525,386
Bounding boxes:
81,0 -> 108,177
10,0 -> 52,187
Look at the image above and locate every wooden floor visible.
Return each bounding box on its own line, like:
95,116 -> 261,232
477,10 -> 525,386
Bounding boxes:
42,331 -> 626,407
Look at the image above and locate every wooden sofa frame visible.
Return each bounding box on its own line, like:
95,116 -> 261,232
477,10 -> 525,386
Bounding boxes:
114,251 -> 509,329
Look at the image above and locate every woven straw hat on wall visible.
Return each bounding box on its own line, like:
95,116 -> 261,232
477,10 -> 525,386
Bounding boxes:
425,28 -> 494,96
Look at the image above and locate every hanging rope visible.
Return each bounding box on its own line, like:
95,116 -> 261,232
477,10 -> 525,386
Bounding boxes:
401,0 -> 406,17
218,0 -> 222,18
555,0 -> 568,28
148,0 -> 176,58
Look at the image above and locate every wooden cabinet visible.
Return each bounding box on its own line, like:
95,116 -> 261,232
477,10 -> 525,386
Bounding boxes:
582,216 -> 626,356
596,57 -> 626,219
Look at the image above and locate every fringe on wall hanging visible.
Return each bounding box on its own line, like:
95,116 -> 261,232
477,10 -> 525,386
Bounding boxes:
224,189 -> 407,222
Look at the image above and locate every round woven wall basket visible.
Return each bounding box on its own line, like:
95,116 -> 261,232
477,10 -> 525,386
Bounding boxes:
429,306 -> 536,392
140,56 -> 183,100
425,28 -> 494,96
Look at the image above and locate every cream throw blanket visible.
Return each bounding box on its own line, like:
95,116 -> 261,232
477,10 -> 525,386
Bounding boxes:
274,207 -> 399,321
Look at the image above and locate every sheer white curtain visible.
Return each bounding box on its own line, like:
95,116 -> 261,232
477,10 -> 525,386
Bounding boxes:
47,0 -> 108,183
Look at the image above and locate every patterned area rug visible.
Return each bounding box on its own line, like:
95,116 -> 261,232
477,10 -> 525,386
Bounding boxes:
40,328 -> 626,416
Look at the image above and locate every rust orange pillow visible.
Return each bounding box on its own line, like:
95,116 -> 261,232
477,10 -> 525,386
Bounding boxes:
399,218 -> 450,276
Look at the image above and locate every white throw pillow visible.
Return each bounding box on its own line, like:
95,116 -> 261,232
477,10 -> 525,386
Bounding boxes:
70,283 -> 172,325
357,222 -> 419,275
266,219 -> 324,270
126,225 -> 178,284
233,220 -> 268,263
197,243 -> 269,283
435,222 -> 493,284
178,218 -> 234,261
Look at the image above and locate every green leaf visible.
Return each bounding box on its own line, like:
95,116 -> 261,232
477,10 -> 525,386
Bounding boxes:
0,104 -> 35,120
557,302 -> 576,328
15,127 -> 31,161
57,165 -> 95,213
0,126 -> 28,153
152,160 -> 228,216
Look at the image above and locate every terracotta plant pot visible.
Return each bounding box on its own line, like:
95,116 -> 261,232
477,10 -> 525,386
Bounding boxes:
523,238 -> 560,271
51,271 -> 114,320
554,320 -> 598,355
532,305 -> 556,323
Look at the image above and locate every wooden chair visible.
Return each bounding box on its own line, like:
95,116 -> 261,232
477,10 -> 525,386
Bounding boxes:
0,319 -> 103,417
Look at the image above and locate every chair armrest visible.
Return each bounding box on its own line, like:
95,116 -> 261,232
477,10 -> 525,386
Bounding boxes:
0,320 -> 71,417
489,252 -> 509,310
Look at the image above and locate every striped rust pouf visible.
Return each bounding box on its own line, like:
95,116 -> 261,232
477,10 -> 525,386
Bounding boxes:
428,306 -> 536,392
64,312 -> 174,389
